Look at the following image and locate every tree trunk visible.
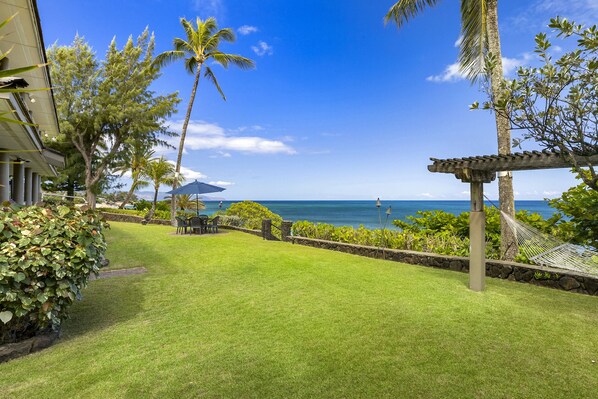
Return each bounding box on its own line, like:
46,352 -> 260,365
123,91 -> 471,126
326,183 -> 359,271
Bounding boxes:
66,178 -> 75,203
170,65 -> 202,226
487,0 -> 517,260
86,190 -> 96,209
147,188 -> 159,220
119,180 -> 137,209
84,165 -> 96,209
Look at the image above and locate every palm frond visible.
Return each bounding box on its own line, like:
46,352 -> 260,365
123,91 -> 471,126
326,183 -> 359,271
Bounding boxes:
0,111 -> 36,126
204,66 -> 225,100
458,0 -> 488,81
205,28 -> 236,51
185,57 -> 199,74
384,0 -> 441,27
0,64 -> 45,79
153,50 -> 186,69
0,14 -> 16,31
173,38 -> 193,53
181,18 -> 197,43
210,52 -> 255,70
0,87 -> 49,94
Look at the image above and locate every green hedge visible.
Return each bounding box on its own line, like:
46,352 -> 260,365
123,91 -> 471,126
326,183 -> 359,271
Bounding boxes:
293,208 -> 556,261
292,221 -> 474,257
0,205 -> 108,344
96,207 -> 172,221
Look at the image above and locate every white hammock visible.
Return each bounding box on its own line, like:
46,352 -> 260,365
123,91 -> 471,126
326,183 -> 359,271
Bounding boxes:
501,211 -> 598,276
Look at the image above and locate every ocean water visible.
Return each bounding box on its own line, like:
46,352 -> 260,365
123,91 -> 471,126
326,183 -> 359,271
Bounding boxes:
201,200 -> 556,229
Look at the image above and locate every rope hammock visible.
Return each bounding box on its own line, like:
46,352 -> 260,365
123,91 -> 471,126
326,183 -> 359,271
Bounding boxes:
501,211 -> 598,276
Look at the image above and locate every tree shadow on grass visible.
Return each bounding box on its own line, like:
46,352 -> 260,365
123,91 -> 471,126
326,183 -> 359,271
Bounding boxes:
59,224 -> 170,341
59,274 -> 146,341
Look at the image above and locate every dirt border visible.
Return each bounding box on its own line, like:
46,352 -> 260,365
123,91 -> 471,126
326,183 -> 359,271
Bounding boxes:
90,266 -> 148,280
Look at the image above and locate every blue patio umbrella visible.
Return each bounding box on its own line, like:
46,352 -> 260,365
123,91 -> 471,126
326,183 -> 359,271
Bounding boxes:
167,180 -> 226,215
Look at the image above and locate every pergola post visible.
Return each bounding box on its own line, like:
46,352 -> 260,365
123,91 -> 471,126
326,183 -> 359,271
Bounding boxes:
449,168 -> 495,292
469,181 -> 485,291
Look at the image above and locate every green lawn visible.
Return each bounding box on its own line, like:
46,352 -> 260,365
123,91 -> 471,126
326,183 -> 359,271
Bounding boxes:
1,222 -> 597,398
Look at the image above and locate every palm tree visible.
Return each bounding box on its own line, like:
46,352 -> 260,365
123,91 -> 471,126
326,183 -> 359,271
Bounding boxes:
177,194 -> 205,212
154,17 -> 255,225
385,0 -> 516,260
114,143 -> 155,209
143,157 -> 182,220
163,193 -> 206,212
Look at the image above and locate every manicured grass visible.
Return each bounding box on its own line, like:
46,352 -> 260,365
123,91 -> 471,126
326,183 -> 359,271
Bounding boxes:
1,222 -> 597,398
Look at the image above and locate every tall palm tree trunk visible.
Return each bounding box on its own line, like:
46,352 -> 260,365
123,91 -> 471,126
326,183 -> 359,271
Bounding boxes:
119,180 -> 138,209
147,188 -> 159,220
170,65 -> 202,225
486,0 -> 517,260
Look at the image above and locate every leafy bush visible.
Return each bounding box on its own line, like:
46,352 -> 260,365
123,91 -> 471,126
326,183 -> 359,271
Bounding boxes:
97,207 -> 172,221
548,175 -> 598,250
293,207 -> 560,260
218,215 -> 244,227
225,201 -> 283,230
97,207 -> 146,217
0,205 -> 108,344
292,221 -> 473,257
135,199 -> 170,213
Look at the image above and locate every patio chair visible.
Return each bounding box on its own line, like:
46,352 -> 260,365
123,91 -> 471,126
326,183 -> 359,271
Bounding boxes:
198,215 -> 209,234
175,216 -> 188,234
188,216 -> 204,234
207,216 -> 219,233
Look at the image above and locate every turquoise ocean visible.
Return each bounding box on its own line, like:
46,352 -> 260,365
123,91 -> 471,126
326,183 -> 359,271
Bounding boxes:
202,200 -> 556,229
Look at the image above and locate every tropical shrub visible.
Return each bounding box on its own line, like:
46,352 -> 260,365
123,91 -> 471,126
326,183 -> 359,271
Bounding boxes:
97,207 -> 146,217
135,199 -> 170,213
218,215 -> 244,227
292,221 -> 473,257
293,207 -> 560,261
548,175 -> 598,250
97,207 -> 173,221
0,205 -> 108,344
225,201 -> 283,230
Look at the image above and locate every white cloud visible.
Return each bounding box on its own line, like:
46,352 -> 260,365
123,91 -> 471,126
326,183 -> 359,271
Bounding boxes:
167,120 -> 296,155
252,41 -> 274,56
209,151 -> 232,159
238,25 -> 258,35
192,0 -> 224,16
419,193 -> 435,198
427,53 -> 534,83
509,0 -> 598,32
426,62 -> 465,83
166,161 -> 207,180
543,191 -> 560,198
209,181 -> 234,187
502,53 -> 534,75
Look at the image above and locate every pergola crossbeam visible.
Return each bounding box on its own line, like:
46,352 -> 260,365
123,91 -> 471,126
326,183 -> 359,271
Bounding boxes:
429,150 -> 598,174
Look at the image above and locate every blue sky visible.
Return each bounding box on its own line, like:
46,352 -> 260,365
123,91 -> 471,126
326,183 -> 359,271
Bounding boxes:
37,0 -> 598,200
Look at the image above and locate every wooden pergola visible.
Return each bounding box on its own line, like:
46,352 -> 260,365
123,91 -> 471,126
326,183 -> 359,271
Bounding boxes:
428,149 -> 598,292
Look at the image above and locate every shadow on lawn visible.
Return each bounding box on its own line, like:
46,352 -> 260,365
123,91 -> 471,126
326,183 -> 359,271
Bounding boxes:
60,225 -> 169,341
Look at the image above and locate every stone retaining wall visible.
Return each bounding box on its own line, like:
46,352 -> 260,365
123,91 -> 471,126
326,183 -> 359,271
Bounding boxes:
219,225 -> 262,237
101,212 -> 171,225
0,329 -> 60,364
290,236 -> 598,296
